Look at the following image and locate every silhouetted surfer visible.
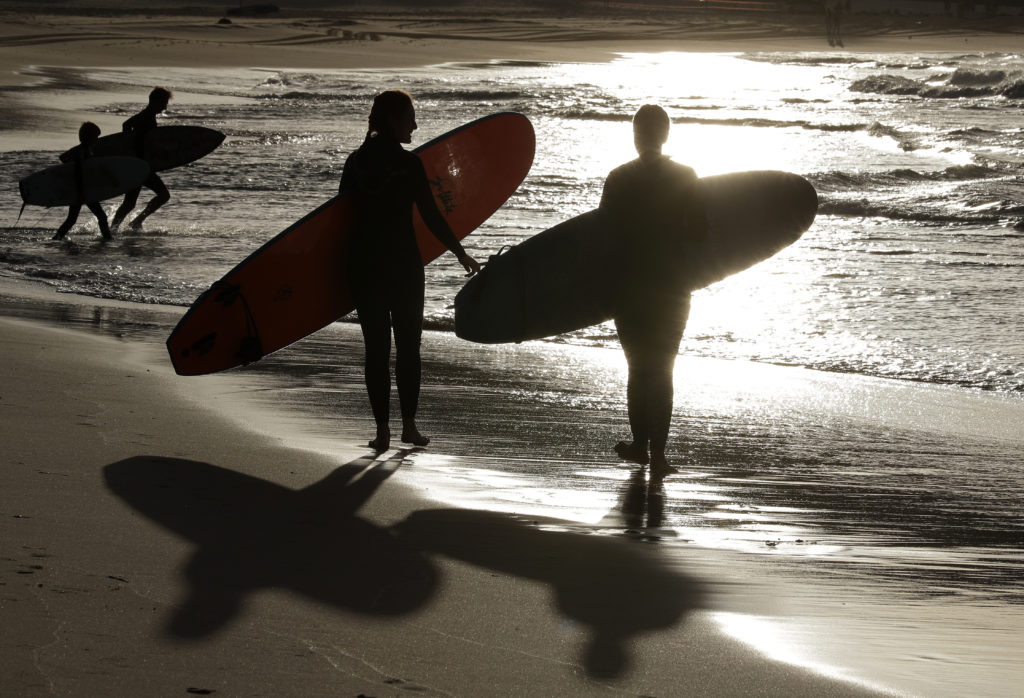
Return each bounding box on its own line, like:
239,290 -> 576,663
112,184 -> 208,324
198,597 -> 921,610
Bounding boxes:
601,104 -> 707,479
54,121 -> 112,241
111,87 -> 172,231
340,90 -> 481,452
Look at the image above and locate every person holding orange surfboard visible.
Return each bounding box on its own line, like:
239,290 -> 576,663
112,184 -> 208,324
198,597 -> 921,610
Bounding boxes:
340,90 -> 481,452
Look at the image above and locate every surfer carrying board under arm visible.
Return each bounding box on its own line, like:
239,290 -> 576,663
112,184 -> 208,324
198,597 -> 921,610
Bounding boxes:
340,90 -> 481,452
54,121 -> 112,241
601,104 -> 707,479
111,87 -> 172,231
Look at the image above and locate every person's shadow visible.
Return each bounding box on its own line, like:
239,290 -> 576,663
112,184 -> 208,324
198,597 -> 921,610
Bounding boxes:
107,456 -> 703,679
104,451 -> 437,638
394,467 -> 704,679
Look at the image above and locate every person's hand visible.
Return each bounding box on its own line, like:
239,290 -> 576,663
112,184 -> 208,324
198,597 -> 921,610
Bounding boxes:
459,252 -> 481,277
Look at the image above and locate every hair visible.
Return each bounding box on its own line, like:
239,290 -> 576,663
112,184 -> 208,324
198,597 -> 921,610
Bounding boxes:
149,86 -> 173,106
78,121 -> 101,143
366,89 -> 413,140
632,104 -> 670,146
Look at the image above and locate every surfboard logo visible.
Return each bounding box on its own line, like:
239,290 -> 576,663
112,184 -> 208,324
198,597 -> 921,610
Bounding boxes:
428,175 -> 457,214
273,284 -> 293,303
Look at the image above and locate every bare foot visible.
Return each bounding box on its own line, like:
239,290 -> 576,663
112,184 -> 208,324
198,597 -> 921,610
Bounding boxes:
400,419 -> 430,447
368,426 -> 390,452
649,453 -> 678,480
614,440 -> 649,465
401,430 -> 430,447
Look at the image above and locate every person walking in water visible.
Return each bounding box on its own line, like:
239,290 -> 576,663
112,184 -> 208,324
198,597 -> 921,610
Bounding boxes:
54,121 -> 112,241
111,87 -> 172,231
340,90 -> 481,452
600,104 -> 707,478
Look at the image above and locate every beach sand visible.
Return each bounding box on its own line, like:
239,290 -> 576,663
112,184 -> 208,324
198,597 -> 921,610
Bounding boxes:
2,280 -> 895,697
4,281 -> 1023,695
2,4 -> 1024,696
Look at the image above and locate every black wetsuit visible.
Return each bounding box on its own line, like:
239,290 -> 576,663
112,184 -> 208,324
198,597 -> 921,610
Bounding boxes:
55,142 -> 110,240
339,135 -> 466,426
112,106 -> 169,226
600,154 -> 707,454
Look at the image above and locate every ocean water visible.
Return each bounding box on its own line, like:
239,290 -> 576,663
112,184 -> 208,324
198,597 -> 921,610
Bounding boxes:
2,51 -> 1023,393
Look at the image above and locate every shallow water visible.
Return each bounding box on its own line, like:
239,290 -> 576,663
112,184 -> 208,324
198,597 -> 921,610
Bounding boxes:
1,51 -> 1023,391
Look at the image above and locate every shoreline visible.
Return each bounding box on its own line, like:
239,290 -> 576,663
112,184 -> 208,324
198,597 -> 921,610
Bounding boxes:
0,281 -> 898,697
3,277 -> 1024,695
2,5 -> 1023,85
2,5 -> 1021,153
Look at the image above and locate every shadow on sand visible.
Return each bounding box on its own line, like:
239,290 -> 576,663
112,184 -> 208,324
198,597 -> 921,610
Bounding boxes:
105,455 -> 703,679
396,465 -> 703,677
104,450 -> 436,638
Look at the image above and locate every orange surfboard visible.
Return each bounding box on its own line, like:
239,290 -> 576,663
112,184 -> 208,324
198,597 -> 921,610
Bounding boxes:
167,112 -> 535,376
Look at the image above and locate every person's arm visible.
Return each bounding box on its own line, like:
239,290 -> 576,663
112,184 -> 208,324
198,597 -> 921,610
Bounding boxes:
71,145 -> 86,201
338,152 -> 356,197
122,111 -> 150,158
411,154 -> 480,276
122,111 -> 142,134
675,166 -> 708,245
599,168 -> 622,210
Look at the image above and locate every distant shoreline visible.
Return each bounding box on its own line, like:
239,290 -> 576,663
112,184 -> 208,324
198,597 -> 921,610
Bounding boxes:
1,3 -> 1022,88
1,2 -> 1020,153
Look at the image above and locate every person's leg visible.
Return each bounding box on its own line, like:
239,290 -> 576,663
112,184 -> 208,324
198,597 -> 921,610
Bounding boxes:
355,284 -> 393,451
54,204 -> 81,240
647,294 -> 689,477
129,174 -> 170,229
111,187 -> 140,230
392,267 -> 428,446
614,312 -> 651,465
86,202 -> 112,239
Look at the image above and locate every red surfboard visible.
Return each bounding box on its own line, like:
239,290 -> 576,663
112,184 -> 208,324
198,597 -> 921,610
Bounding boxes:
167,112 -> 535,376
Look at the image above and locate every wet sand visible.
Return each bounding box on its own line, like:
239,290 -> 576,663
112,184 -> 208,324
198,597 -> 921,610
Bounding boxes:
1,279 -> 897,696
3,279 -> 1023,695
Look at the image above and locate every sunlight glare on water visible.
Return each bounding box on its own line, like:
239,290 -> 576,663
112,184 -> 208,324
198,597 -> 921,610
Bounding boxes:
553,52 -> 845,176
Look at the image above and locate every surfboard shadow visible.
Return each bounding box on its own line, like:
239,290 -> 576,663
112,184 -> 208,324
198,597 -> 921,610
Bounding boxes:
392,479 -> 705,680
104,451 -> 437,639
